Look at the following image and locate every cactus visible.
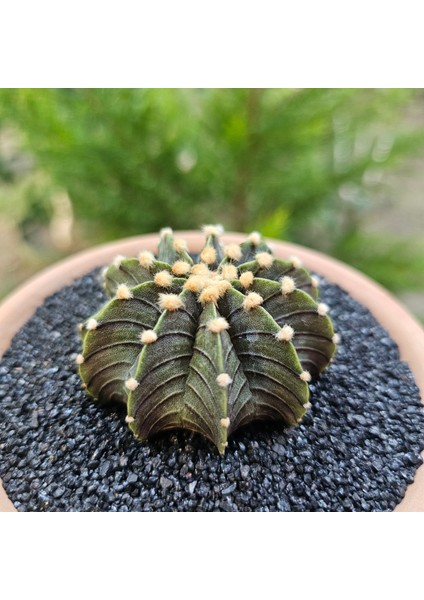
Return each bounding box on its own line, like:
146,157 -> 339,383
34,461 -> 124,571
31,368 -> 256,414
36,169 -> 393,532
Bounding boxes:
77,226 -> 338,454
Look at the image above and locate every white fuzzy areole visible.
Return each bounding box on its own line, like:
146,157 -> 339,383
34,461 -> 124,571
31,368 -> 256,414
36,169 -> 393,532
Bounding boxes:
173,238 -> 188,253
160,227 -> 173,237
191,263 -> 210,276
289,255 -> 302,269
125,415 -> 135,423
199,285 -> 221,304
221,264 -> 238,280
138,250 -> 155,268
310,275 -> 319,288
184,275 -> 206,293
248,231 -> 261,246
172,260 -> 191,276
200,246 -> 217,265
159,293 -> 184,311
317,302 -> 329,316
332,333 -> 341,344
276,324 -> 294,342
224,243 -> 242,261
140,329 -> 158,344
125,378 -> 139,391
202,224 -> 223,237
115,283 -> 133,300
299,370 -> 311,383
113,254 -> 126,269
101,266 -> 108,279
243,291 -> 264,310
154,270 -> 173,288
216,373 -> 232,387
304,402 -> 312,410
220,417 -> 230,428
239,271 -> 254,289
86,318 -> 98,331
207,317 -> 230,333
281,276 -> 296,295
255,252 -> 273,269
216,280 -> 231,296
75,354 -> 85,365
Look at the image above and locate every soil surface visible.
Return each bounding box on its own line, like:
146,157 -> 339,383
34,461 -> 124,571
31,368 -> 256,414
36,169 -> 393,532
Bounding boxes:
0,269 -> 423,511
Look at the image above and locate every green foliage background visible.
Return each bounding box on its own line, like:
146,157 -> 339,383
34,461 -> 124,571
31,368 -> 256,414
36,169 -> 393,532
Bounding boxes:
0,88 -> 423,299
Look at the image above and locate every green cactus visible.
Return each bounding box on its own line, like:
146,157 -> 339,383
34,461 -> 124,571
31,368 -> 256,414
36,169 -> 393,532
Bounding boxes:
77,226 -> 338,454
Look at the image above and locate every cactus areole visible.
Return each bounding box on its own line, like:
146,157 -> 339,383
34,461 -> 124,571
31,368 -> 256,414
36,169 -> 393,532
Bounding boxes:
77,227 -> 338,454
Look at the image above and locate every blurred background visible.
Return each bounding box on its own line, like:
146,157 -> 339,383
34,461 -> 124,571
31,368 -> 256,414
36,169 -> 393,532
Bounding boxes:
0,88 -> 423,320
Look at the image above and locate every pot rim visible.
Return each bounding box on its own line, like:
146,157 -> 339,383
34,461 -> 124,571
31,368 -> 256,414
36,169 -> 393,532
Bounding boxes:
1,231 -> 423,512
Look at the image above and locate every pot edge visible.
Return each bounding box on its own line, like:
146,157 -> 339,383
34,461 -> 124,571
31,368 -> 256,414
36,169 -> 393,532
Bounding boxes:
1,231 -> 423,512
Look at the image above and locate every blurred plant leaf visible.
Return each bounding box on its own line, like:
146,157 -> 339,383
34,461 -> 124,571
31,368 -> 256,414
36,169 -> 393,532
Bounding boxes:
256,207 -> 290,239
333,230 -> 424,292
0,88 -> 424,298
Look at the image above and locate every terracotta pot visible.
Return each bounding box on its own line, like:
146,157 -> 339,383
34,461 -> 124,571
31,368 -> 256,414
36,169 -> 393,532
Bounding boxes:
1,231 -> 423,512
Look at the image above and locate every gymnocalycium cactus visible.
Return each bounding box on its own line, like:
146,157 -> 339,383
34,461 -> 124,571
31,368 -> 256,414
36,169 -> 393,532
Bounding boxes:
77,226 -> 338,454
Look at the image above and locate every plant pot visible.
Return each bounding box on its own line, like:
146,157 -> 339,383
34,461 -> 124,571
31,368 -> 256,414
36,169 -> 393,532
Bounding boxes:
1,231 -> 423,512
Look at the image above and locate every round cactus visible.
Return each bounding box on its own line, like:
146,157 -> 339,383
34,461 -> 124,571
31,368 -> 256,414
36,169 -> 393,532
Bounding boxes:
77,226 -> 337,454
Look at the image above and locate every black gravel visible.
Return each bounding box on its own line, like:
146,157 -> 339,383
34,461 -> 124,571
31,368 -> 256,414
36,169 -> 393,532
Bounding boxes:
0,269 -> 423,512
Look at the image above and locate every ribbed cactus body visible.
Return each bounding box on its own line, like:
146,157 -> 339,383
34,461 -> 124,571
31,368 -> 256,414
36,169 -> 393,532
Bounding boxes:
78,227 -> 337,454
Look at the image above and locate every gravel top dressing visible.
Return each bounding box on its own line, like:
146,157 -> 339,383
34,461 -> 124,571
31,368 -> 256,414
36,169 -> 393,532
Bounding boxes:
1,269 -> 423,512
